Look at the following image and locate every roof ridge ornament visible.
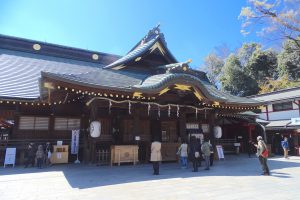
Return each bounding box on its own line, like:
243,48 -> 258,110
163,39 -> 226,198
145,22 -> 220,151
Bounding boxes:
159,60 -> 191,73
141,23 -> 166,45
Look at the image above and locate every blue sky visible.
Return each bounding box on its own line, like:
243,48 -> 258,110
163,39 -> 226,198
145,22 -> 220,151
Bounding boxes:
0,0 -> 259,68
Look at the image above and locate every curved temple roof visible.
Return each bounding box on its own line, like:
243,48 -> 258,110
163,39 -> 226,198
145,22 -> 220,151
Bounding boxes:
41,60 -> 260,106
0,26 -> 261,106
104,25 -> 177,70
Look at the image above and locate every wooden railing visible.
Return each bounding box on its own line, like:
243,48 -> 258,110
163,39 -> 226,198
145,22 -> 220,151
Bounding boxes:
215,139 -> 237,144
215,139 -> 237,154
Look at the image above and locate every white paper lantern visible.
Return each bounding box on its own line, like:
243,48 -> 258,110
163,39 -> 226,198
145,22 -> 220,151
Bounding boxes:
90,121 -> 101,138
214,126 -> 222,139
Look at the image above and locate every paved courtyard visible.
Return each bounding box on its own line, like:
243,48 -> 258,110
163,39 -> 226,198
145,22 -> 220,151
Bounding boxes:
1,155 -> 300,200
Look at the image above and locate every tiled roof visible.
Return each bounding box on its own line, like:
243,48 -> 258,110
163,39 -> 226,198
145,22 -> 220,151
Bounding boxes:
0,48 -> 101,99
104,36 -> 159,69
0,34 -> 120,65
266,120 -> 291,128
250,87 -> 300,102
42,69 -> 148,91
104,25 -> 177,69
132,73 -> 260,105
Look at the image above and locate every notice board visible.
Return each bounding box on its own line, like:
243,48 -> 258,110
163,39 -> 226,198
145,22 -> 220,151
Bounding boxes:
4,147 -> 16,167
216,145 -> 225,160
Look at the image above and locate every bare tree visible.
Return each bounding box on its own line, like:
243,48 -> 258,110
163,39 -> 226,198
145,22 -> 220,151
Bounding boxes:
239,0 -> 300,50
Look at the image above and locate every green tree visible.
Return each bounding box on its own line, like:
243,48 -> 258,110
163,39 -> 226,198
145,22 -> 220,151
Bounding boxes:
237,42 -> 261,68
221,54 -> 260,96
246,48 -> 278,81
278,39 -> 300,80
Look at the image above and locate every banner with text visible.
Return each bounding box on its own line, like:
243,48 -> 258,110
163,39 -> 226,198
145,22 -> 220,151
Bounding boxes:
71,130 -> 80,155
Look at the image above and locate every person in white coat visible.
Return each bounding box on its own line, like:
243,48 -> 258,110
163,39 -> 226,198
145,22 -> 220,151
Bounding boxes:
150,138 -> 162,175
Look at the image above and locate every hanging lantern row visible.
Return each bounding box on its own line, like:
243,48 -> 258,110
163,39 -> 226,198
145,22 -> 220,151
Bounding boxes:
201,102 -> 259,111
56,85 -> 259,111
217,113 -> 251,119
56,85 -> 156,101
0,95 -> 85,106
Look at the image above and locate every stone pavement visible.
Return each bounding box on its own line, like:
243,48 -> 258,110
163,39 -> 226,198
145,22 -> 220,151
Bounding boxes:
1,155 -> 300,200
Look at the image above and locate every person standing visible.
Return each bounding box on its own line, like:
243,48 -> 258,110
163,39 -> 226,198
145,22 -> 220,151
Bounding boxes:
247,140 -> 253,158
150,138 -> 162,175
254,136 -> 270,176
281,137 -> 289,159
189,136 -> 201,172
36,145 -> 44,169
177,140 -> 188,169
201,138 -> 211,170
209,142 -> 214,166
24,143 -> 36,168
45,142 -> 52,167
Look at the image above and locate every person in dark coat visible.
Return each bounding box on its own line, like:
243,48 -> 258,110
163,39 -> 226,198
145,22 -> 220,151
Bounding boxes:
45,142 -> 52,167
24,143 -> 36,168
189,136 -> 201,172
209,142 -> 214,166
247,140 -> 253,158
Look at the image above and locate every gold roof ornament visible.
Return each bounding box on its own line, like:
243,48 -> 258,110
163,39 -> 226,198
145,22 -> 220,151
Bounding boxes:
33,44 -> 41,51
133,92 -> 143,98
135,57 -> 142,62
150,42 -> 166,55
174,84 -> 191,91
92,54 -> 99,60
43,82 -> 54,89
213,101 -> 220,106
194,89 -> 204,101
159,87 -> 170,96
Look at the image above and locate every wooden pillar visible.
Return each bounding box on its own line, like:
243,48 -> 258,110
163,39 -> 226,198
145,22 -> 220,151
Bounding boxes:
208,110 -> 216,146
84,101 -> 98,164
179,109 -> 186,141
266,105 -> 269,121
12,105 -> 20,139
132,106 -> 141,139
248,125 -> 253,141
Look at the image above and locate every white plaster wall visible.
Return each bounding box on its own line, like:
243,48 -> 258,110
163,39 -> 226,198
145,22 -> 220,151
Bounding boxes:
267,104 -> 273,112
268,110 -> 299,120
258,113 -> 268,120
292,102 -> 299,109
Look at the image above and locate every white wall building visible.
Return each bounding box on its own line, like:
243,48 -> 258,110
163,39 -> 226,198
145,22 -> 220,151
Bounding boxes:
250,87 -> 300,155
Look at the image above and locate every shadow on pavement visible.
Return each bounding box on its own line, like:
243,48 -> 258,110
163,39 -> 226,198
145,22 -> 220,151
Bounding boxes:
0,155 -> 299,189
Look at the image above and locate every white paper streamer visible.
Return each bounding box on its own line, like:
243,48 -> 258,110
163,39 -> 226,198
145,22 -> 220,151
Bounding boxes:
158,106 -> 160,118
129,101 -> 131,114
148,103 -> 151,116
109,100 -> 112,114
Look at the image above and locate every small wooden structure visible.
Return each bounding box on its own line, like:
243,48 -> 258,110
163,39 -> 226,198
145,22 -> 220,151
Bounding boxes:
110,145 -> 138,166
50,145 -> 69,164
